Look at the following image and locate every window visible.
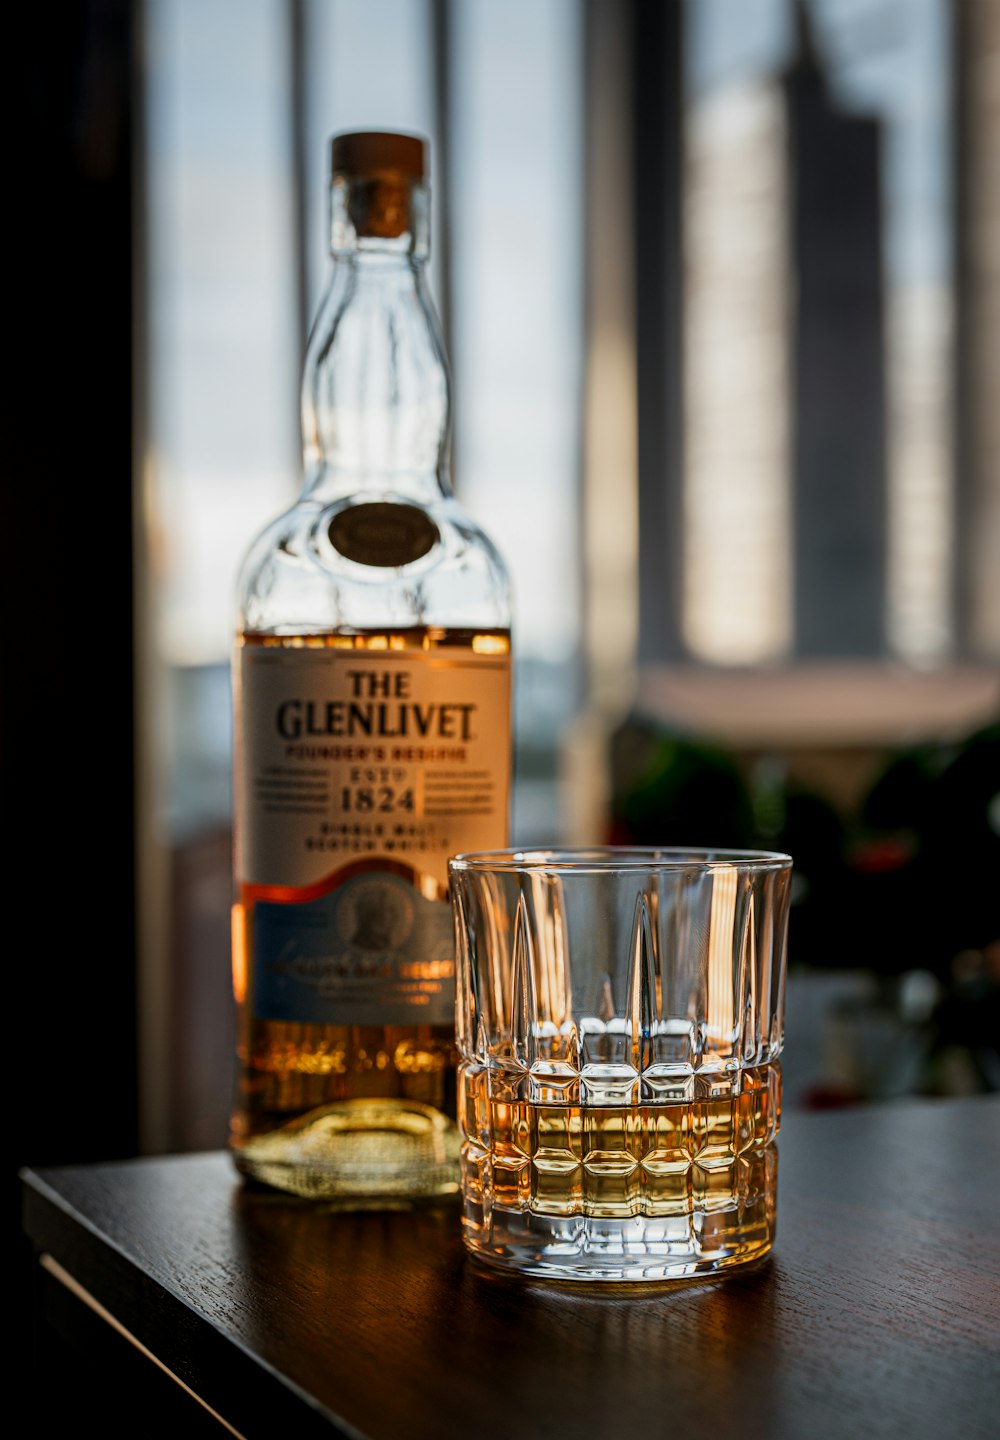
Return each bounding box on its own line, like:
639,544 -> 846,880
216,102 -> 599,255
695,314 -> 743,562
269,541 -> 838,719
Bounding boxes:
137,0 -> 999,1151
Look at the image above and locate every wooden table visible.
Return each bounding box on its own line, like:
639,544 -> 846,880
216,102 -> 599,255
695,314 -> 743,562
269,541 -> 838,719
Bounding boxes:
19,1094 -> 1000,1439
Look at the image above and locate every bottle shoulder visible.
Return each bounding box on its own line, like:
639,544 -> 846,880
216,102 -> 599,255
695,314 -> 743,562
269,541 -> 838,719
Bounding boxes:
236,486 -> 511,635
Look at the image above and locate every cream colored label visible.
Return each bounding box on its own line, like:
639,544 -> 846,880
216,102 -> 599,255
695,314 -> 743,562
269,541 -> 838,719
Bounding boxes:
237,644 -> 511,891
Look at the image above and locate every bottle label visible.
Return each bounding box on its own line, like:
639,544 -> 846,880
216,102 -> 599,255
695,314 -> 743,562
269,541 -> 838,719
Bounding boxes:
328,502 -> 439,567
236,642 -> 511,1027
252,869 -> 455,1026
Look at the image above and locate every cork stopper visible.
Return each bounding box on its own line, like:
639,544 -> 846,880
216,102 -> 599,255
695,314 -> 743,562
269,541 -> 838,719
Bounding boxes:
330,132 -> 426,241
330,130 -> 427,183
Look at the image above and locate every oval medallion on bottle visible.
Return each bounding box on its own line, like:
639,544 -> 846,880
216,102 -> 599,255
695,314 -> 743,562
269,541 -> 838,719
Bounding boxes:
328,502 -> 440,567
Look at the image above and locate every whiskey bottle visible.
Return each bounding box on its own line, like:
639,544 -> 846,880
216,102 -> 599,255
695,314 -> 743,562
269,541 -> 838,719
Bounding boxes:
230,130 -> 513,1203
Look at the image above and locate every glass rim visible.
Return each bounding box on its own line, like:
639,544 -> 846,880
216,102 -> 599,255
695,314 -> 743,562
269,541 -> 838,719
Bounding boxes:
448,845 -> 793,875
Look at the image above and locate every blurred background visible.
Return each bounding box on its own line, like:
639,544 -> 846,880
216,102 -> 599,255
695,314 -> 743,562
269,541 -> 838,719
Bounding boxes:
5,0 -> 998,1187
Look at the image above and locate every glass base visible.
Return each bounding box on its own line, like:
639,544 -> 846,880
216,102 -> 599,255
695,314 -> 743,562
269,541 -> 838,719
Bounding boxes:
462,1204 -> 776,1283
233,1098 -> 461,1205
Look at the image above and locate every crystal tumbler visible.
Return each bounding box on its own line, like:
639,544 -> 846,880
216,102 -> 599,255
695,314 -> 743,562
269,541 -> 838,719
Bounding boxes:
448,847 -> 793,1282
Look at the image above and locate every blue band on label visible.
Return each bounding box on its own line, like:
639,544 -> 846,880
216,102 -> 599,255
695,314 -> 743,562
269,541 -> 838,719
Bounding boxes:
252,871 -> 455,1027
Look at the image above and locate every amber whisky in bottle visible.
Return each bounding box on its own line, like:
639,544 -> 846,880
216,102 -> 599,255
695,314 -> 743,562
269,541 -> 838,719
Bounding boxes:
230,130 -> 512,1202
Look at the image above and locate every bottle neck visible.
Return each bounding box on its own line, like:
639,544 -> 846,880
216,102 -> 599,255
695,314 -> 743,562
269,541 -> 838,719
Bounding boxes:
300,177 -> 450,501
330,172 -> 430,258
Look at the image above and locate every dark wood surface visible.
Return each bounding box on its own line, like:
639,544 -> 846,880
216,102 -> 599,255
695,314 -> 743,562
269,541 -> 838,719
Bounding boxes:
20,1095 -> 1000,1439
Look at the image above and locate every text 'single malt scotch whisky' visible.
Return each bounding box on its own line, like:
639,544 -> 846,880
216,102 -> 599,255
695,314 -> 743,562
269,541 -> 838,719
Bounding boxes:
230,131 -> 513,1203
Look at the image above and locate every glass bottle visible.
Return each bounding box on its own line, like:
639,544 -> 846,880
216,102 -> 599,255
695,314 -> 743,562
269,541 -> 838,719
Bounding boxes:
230,130 -> 513,1203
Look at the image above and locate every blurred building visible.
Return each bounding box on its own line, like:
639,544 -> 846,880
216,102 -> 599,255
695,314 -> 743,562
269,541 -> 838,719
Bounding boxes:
786,8 -> 887,657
